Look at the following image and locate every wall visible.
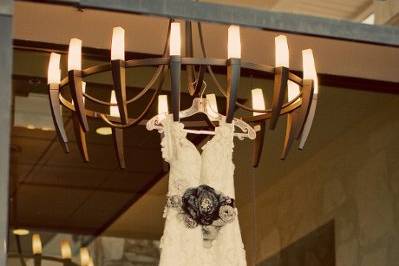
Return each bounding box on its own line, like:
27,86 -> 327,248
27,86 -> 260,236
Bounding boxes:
237,90 -> 399,266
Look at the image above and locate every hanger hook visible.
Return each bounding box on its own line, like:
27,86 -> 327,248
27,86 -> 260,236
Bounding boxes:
199,80 -> 208,99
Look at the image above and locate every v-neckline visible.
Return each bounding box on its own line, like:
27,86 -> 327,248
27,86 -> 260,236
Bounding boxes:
175,120 -> 222,159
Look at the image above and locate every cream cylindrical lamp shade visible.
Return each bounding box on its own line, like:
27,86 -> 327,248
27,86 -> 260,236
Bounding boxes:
68,38 -> 82,71
48,52 -> 61,84
275,35 -> 289,68
88,257 -> 94,266
228,25 -> 241,59
287,81 -> 300,101
80,247 -> 90,266
110,90 -> 120,117
206,94 -> 219,119
302,49 -> 318,94
111,26 -> 125,61
157,95 -> 169,115
60,240 -> 72,259
169,22 -> 181,56
32,234 -> 42,255
251,89 -> 266,116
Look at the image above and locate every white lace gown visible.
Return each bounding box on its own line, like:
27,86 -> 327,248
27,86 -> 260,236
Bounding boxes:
158,115 -> 247,266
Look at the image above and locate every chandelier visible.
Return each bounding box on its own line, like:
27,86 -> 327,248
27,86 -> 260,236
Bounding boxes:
47,20 -> 318,168
9,232 -> 93,266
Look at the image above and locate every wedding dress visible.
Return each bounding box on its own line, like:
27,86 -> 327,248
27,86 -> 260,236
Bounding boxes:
158,115 -> 247,266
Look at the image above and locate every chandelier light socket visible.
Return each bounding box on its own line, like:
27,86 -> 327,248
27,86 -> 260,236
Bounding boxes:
111,59 -> 128,123
48,53 -> 61,84
295,79 -> 314,140
170,56 -> 182,121
226,58 -> 241,123
67,38 -> 82,71
298,79 -> 317,150
228,25 -> 241,59
111,26 -> 125,61
170,22 -> 181,56
251,88 -> 266,116
252,120 -> 266,168
275,35 -> 289,68
49,83 -> 69,153
68,70 -> 89,132
270,66 -> 289,129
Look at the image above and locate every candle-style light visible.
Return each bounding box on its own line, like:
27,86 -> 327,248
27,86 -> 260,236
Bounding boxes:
157,95 -> 169,116
67,38 -> 82,71
111,26 -> 125,61
60,240 -> 72,259
48,53 -> 61,84
110,90 -> 120,117
32,234 -> 42,255
302,49 -> 318,94
275,35 -> 289,68
251,88 -> 266,116
80,247 -> 90,266
169,22 -> 181,56
288,81 -> 300,102
228,25 -> 241,59
299,49 -> 318,149
206,94 -> 219,120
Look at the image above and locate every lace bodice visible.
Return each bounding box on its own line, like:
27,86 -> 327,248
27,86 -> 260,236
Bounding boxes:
157,115 -> 246,266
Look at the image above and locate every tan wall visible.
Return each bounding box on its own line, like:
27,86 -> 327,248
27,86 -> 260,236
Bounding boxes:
236,91 -> 399,265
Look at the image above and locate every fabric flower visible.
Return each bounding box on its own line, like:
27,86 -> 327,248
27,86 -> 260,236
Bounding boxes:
167,195 -> 182,208
183,214 -> 197,228
182,185 -> 219,225
219,205 -> 236,223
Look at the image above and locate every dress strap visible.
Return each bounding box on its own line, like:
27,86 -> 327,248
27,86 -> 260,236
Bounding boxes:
160,115 -> 186,162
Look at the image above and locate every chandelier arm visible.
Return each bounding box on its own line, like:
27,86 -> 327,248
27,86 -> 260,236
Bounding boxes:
126,65 -> 164,104
49,84 -> 69,153
99,66 -> 167,128
241,99 -> 302,122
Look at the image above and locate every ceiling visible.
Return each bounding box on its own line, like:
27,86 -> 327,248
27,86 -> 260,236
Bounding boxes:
203,0 -> 373,20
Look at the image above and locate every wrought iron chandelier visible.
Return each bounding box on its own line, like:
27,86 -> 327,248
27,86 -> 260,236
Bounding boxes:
47,20 -> 318,168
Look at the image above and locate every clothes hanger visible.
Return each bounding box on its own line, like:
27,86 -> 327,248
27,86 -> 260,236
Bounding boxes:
147,82 -> 256,140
